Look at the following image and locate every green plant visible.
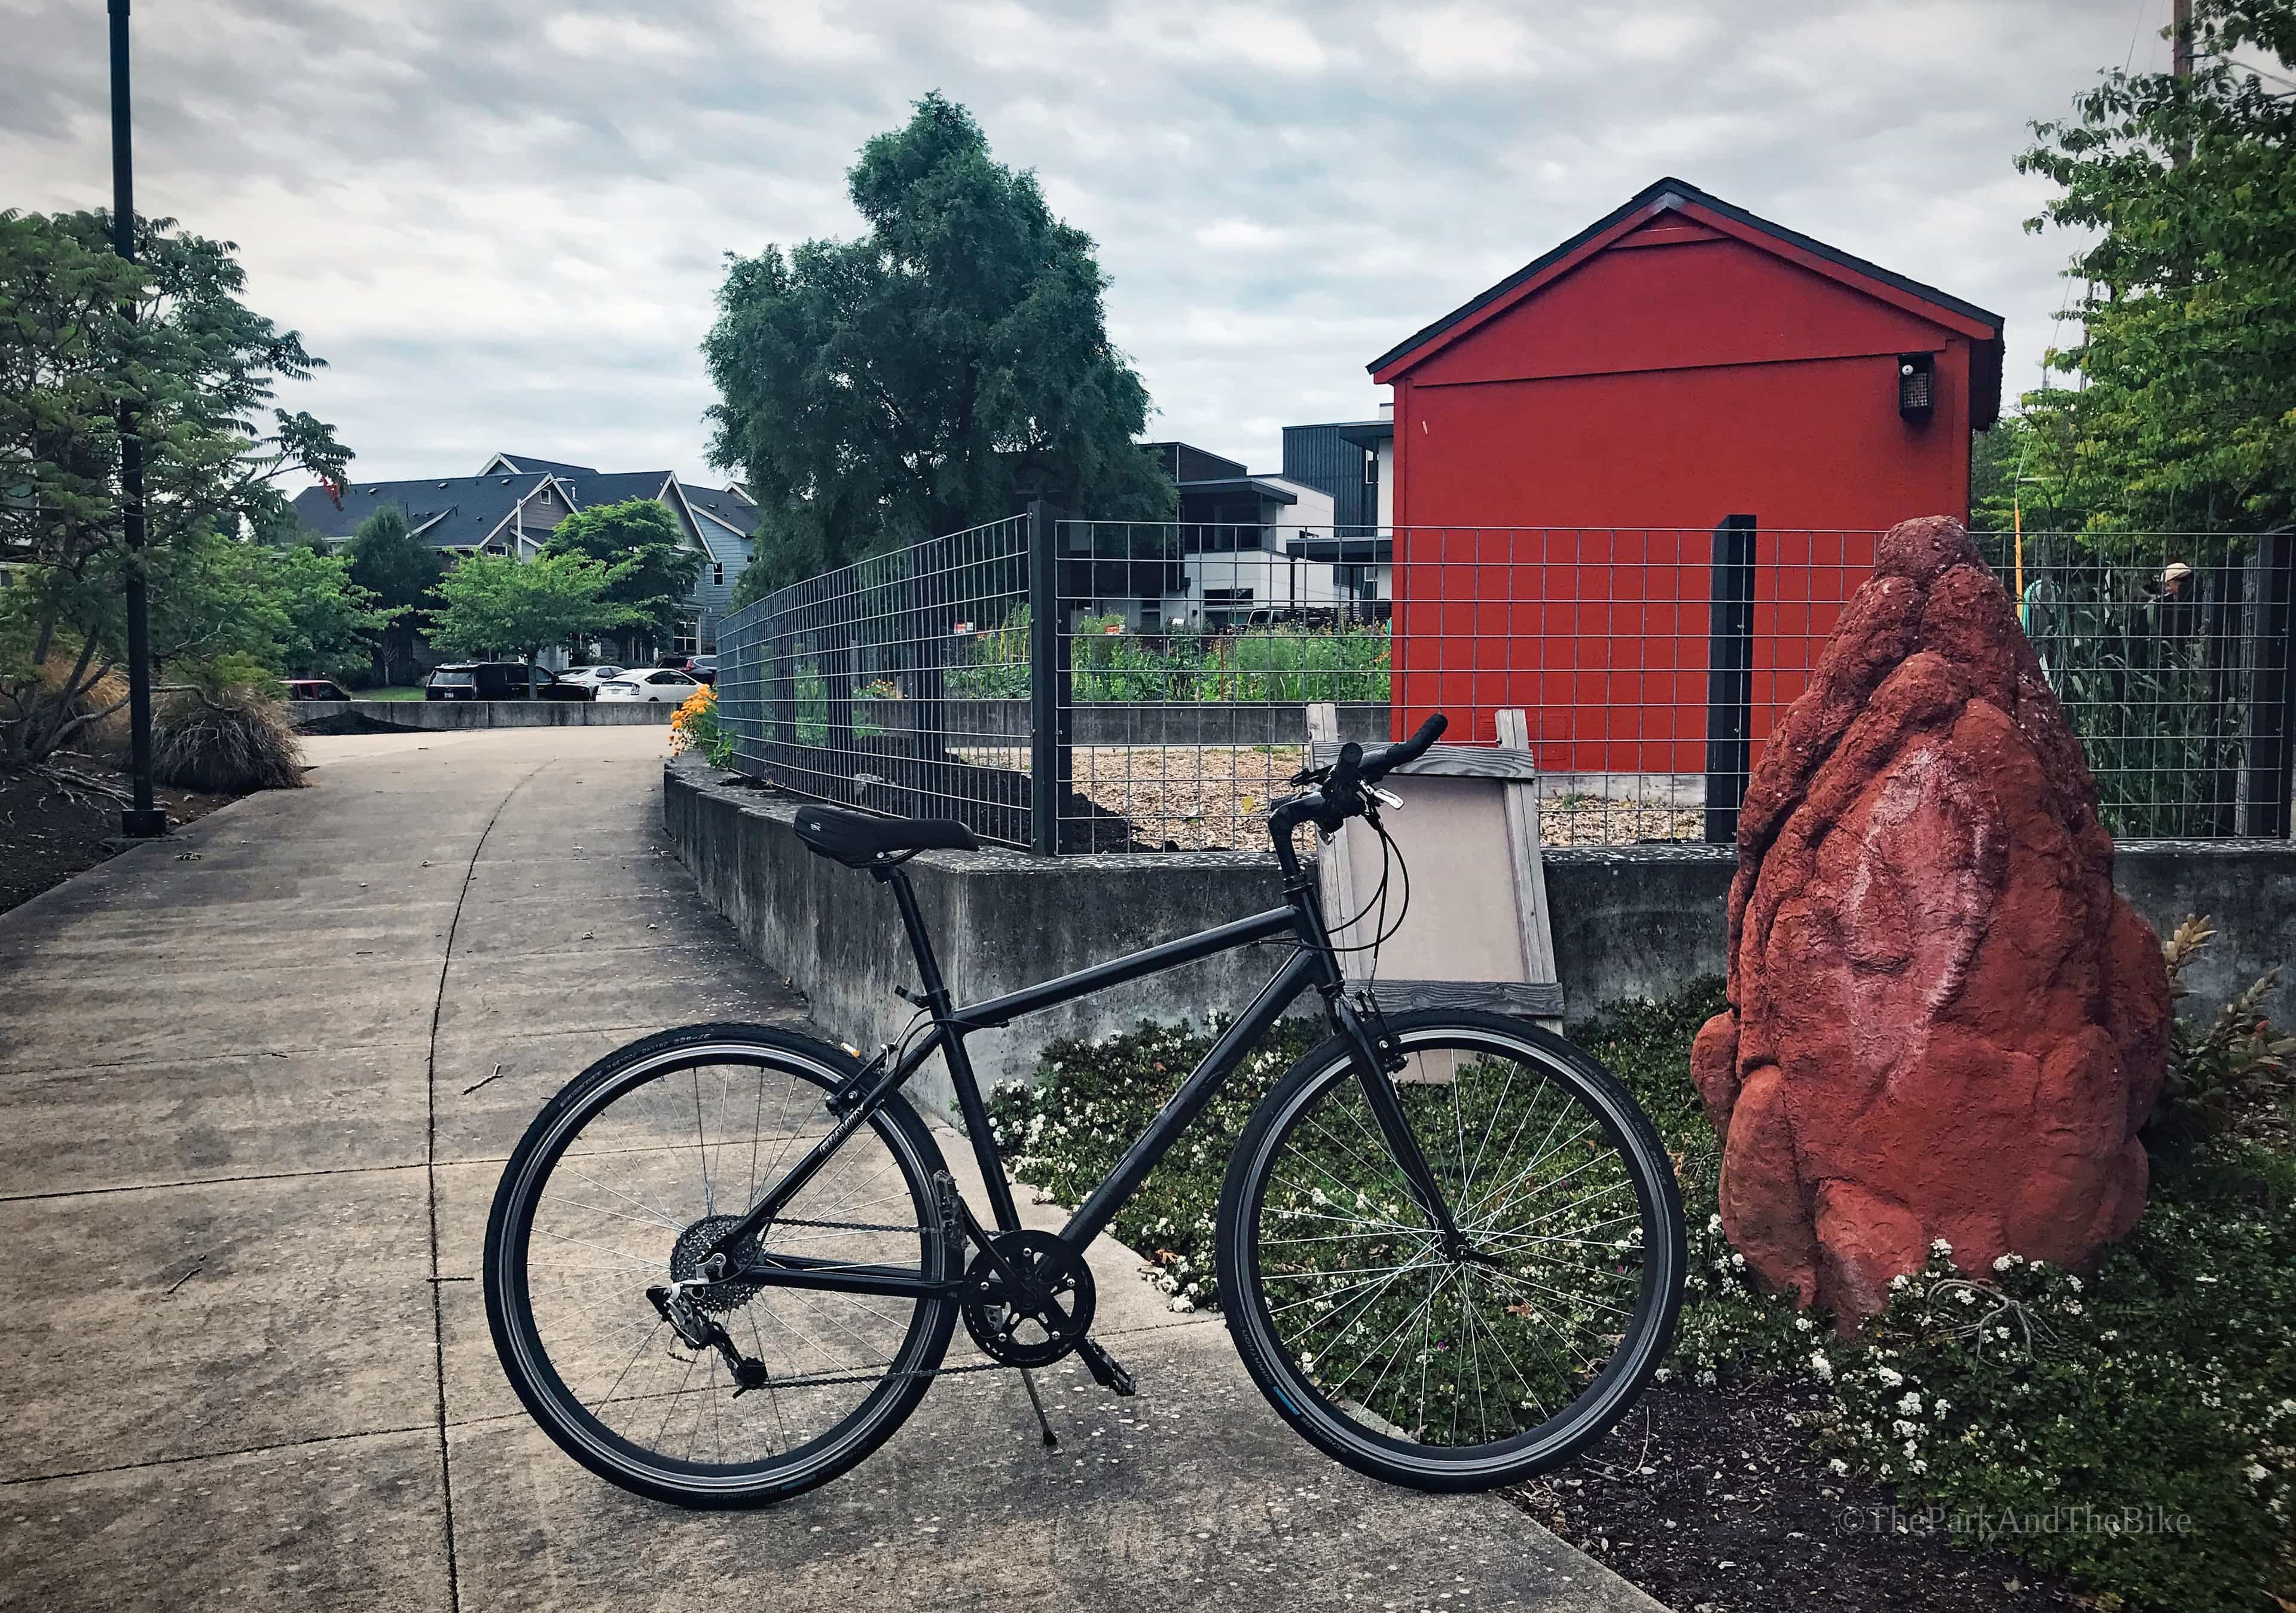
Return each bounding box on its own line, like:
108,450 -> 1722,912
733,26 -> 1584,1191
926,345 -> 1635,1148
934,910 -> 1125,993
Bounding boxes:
2150,915 -> 2296,1156
0,209 -> 350,776
426,551 -> 633,684
993,967 -> 2296,1610
704,91 -> 1174,597
540,498 -> 704,660
987,1018 -> 1316,1309
151,687 -> 304,793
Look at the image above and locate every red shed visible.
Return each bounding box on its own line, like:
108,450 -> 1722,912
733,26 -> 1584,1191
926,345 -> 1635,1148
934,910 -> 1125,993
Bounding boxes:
1367,177 -> 2003,799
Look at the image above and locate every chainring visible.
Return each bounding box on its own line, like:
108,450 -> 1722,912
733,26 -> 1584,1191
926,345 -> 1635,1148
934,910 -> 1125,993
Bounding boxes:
961,1230 -> 1096,1367
667,1215 -> 766,1314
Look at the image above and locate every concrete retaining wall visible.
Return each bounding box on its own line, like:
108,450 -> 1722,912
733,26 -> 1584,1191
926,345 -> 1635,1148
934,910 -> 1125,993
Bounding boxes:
1540,838 -> 2296,1029
664,757 -> 1294,1108
295,699 -> 677,732
665,756 -> 2296,1096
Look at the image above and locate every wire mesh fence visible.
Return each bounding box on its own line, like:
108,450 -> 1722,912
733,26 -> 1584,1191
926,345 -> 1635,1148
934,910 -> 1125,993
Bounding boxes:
718,514 -> 1034,848
716,512 -> 2295,855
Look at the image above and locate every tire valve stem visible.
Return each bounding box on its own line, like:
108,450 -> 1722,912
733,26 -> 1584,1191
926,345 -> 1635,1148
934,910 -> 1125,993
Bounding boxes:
1018,1367 -> 1059,1449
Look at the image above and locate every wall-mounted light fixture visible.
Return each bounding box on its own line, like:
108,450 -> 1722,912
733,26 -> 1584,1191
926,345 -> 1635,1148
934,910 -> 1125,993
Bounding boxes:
1898,352 -> 1936,420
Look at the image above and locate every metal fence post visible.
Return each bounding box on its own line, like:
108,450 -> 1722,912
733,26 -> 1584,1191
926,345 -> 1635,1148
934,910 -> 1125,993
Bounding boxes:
770,607 -> 795,778
2243,528 -> 2296,838
1027,500 -> 1072,854
1703,514 -> 1758,844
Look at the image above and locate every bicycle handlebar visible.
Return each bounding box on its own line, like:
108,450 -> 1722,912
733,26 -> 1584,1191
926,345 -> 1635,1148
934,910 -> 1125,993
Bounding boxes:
1363,712 -> 1447,781
1269,713 -> 1450,855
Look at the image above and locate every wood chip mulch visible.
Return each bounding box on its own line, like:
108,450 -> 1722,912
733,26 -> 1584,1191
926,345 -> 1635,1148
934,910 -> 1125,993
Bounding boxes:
1048,745 -> 1705,851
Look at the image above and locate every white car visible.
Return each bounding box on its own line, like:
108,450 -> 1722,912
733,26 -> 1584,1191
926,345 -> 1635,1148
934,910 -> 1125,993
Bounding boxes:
557,665 -> 627,691
598,668 -> 703,704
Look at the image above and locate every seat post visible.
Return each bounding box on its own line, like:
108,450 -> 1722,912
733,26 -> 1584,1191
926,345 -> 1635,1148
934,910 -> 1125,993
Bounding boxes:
872,862 -> 951,1010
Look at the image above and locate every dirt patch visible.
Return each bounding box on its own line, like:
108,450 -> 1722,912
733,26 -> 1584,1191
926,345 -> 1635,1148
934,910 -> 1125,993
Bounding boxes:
1507,1379 -> 2077,1613
0,763 -> 239,916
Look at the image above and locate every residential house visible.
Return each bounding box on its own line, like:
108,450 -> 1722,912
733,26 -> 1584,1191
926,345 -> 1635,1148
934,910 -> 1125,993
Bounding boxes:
294,453 -> 758,661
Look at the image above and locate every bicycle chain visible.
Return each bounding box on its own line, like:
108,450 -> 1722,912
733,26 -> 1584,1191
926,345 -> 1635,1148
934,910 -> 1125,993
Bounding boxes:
710,1212 -> 1000,1389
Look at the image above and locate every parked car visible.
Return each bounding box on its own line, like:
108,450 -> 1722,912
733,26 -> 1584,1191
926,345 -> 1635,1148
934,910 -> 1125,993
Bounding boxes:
598,668 -> 703,704
284,678 -> 353,701
557,665 -> 628,691
682,655 -> 718,687
425,662 -> 590,701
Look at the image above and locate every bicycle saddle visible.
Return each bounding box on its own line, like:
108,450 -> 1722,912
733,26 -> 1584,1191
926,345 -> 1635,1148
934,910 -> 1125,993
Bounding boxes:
793,805 -> 979,867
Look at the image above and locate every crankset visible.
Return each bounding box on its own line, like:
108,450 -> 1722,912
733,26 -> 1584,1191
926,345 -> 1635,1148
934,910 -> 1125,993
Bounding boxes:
961,1230 -> 1095,1367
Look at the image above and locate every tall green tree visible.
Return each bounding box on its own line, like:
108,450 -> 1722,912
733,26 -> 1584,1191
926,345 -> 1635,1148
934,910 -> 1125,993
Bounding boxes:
539,497 -> 703,658
2016,0 -> 2296,533
347,504 -> 444,685
706,91 -> 1174,602
427,552 -> 631,691
0,209 -> 350,772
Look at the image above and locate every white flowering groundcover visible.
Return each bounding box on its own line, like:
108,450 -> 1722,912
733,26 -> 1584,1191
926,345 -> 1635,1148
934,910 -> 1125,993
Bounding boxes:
992,976 -> 2293,1612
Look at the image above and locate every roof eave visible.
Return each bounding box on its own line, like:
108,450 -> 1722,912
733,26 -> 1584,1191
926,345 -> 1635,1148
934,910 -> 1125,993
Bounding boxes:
1368,176 -> 2004,383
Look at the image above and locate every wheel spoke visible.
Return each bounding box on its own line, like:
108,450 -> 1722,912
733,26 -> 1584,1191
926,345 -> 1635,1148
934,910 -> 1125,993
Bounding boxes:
1239,1029 -> 1677,1460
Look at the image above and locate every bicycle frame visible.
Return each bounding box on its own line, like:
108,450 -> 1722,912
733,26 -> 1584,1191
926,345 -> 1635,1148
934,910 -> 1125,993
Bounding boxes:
708,828 -> 1464,1302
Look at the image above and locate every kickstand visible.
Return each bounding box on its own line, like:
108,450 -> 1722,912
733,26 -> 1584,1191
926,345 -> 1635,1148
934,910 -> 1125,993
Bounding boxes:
1018,1367 -> 1059,1449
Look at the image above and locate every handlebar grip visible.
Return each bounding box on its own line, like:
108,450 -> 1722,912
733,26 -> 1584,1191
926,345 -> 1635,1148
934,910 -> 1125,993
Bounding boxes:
1366,713 -> 1446,778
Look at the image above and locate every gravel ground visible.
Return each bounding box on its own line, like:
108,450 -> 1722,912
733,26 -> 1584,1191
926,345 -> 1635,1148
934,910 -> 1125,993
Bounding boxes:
1010,745 -> 1705,851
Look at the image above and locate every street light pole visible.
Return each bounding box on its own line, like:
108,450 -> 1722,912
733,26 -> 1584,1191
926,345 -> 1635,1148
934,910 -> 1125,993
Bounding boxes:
109,0 -> 166,838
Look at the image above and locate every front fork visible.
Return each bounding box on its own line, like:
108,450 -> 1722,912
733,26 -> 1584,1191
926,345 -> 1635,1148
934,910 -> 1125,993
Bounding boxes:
1280,845 -> 1475,1261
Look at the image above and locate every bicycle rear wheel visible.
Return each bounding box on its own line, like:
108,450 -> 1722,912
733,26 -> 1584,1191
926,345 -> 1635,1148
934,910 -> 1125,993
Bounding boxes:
483,1022 -> 958,1508
1217,1010 -> 1684,1491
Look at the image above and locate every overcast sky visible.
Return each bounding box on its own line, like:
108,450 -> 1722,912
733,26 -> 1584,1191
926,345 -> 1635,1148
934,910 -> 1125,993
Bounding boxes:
6,1 -> 2168,491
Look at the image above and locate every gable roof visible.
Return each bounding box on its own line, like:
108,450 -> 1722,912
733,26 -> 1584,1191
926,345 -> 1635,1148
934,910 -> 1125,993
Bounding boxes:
483,453 -> 600,478
1368,176 -> 2005,423
292,473 -> 554,550
679,484 -> 759,540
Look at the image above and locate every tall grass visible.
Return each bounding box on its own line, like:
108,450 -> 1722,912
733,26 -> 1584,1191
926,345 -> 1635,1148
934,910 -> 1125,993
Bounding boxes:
941,608 -> 1390,703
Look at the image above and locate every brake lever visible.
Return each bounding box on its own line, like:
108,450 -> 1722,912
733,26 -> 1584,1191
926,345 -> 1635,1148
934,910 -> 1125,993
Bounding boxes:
1367,784 -> 1403,811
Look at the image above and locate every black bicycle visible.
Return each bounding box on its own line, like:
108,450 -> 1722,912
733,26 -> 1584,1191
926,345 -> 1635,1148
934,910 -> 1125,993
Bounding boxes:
484,714 -> 1686,1508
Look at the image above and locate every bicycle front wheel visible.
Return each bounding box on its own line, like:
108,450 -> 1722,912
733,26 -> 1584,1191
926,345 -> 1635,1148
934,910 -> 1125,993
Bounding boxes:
483,1022 -> 958,1508
1217,1011 -> 1684,1492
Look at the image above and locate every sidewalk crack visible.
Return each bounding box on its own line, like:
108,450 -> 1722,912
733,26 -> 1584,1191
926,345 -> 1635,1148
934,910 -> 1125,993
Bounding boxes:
425,764 -> 542,1613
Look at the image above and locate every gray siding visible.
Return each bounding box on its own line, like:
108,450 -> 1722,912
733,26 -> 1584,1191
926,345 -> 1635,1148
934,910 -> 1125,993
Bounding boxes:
1281,425 -> 1379,530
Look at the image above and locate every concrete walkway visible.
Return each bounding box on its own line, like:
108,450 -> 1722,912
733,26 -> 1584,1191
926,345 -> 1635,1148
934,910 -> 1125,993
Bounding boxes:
0,728 -> 1657,1613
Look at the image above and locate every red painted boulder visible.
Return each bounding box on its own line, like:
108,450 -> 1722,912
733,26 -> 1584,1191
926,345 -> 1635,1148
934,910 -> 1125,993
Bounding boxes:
1692,517 -> 2170,1322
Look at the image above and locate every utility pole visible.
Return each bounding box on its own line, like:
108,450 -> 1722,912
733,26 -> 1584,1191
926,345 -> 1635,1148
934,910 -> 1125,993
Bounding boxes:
109,0 -> 166,838
2173,0 -> 2193,81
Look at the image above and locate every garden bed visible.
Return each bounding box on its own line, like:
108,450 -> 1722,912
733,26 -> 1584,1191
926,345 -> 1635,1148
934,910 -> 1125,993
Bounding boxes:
0,763 -> 237,915
989,969 -> 2294,1612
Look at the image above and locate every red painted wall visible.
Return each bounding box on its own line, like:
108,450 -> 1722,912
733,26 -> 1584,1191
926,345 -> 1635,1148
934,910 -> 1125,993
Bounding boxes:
1382,221 -> 1983,771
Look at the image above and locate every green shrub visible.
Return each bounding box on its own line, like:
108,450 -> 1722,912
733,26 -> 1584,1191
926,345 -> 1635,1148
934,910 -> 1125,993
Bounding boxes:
151,688 -> 304,793
993,969 -> 2296,1609
987,1018 -> 1317,1308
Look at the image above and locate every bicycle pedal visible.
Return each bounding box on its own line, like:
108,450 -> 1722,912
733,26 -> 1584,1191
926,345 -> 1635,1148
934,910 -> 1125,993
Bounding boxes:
1075,1337 -> 1135,1397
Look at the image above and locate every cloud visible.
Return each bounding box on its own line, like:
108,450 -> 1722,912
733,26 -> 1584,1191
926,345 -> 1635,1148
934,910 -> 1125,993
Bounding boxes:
2,0 -> 2165,485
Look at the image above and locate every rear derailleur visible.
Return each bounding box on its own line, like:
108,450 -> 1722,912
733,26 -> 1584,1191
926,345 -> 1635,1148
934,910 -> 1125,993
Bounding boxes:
648,1275 -> 773,1397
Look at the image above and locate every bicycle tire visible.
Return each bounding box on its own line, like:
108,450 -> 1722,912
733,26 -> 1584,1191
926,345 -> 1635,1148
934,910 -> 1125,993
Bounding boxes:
484,1022 -> 959,1508
1216,1010 -> 1685,1492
